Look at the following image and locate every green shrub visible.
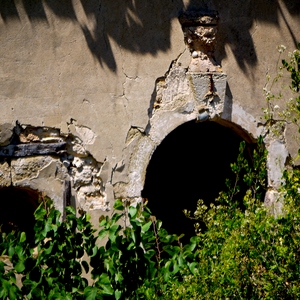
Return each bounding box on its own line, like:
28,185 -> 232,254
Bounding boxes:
1,136 -> 300,299
0,195 -> 199,299
0,196 -> 96,299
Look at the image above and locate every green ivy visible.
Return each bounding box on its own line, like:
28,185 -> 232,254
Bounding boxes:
0,195 -> 200,299
159,139 -> 300,299
0,195 -> 98,299
263,43 -> 300,140
282,42 -> 300,93
1,136 -> 300,299
89,199 -> 201,299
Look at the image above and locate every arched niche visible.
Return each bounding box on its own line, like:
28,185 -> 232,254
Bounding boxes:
142,120 -> 255,241
0,187 -> 40,241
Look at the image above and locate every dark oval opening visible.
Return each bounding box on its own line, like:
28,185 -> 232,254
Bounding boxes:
0,186 -> 40,241
142,120 -> 256,242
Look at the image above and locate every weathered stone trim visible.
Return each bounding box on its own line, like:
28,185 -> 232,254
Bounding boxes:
125,60 -> 289,213
125,63 -> 258,201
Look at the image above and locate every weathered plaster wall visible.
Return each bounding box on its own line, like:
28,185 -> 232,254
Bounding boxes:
0,123 -> 110,213
0,1 -> 300,220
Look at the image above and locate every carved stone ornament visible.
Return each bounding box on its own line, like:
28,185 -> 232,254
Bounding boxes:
179,10 -> 221,73
191,73 -> 227,121
178,10 -> 226,121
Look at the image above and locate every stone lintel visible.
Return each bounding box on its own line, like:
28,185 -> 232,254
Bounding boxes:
189,72 -> 227,102
188,72 -> 227,120
0,142 -> 66,157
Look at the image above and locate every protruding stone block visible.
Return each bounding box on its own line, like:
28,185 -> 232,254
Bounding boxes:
266,140 -> 289,189
188,72 -> 227,119
264,189 -> 284,218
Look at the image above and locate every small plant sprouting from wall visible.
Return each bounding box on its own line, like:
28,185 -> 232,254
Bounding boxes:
263,43 -> 300,138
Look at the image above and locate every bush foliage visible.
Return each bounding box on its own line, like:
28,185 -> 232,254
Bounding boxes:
1,44 -> 300,299
1,138 -> 300,299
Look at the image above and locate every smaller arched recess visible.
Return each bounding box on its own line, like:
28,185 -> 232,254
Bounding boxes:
141,120 -> 256,241
0,187 -> 40,242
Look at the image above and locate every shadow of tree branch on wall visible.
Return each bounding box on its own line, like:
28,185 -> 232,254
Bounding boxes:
0,0 -> 299,73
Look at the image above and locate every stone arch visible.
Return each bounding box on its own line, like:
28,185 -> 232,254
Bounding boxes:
0,155 -> 71,242
126,102 -> 261,201
0,156 -> 70,214
124,71 -> 289,236
125,61 -> 265,201
141,119 -> 255,240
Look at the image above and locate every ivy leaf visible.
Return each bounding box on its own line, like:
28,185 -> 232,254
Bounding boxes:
8,283 -> 20,300
98,228 -> 108,240
8,245 -> 15,257
172,260 -> 180,275
34,204 -> 47,220
65,206 -> 76,215
188,262 -> 199,275
0,280 -> 11,299
41,218 -> 52,238
101,284 -> 114,296
142,220 -> 152,233
115,289 -> 122,300
114,199 -> 125,211
129,206 -> 137,218
15,260 -> 25,273
99,273 -> 114,295
20,232 -> 26,243
109,224 -> 120,242
111,212 -> 123,224
15,245 -> 24,260
84,287 -> 98,300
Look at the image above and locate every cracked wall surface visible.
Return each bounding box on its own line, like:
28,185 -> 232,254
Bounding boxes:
0,1 -> 300,225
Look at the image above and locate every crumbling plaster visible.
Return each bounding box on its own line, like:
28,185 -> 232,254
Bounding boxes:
0,1 -> 300,220
0,122 -> 109,213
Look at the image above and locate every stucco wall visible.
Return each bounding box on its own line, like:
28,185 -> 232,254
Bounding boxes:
0,0 -> 300,217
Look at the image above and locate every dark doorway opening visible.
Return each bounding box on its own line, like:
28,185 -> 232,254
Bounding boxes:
142,121 -> 254,242
0,187 -> 40,241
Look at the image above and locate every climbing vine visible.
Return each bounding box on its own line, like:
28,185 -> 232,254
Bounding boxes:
263,43 -> 300,139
